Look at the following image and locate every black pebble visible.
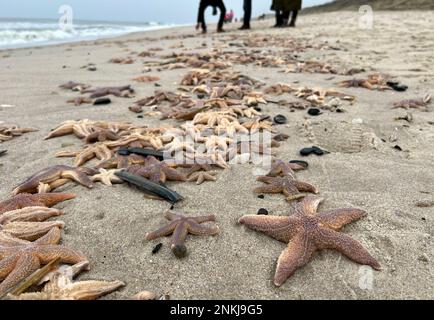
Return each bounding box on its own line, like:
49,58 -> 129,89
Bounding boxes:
170,204 -> 175,210
307,108 -> 321,116
336,108 -> 344,113
253,106 -> 262,112
273,114 -> 287,124
257,194 -> 265,199
393,145 -> 403,151
93,98 -> 111,105
117,148 -> 130,156
152,243 -> 163,254
289,160 -> 309,168
257,208 -> 269,215
0,150 -> 7,157
300,146 -> 328,156
197,94 -> 205,99
172,244 -> 187,258
154,83 -> 161,87
137,115 -> 144,118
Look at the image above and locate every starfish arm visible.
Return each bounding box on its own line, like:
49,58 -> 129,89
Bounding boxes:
162,167 -> 187,182
33,193 -> 76,207
0,254 -> 40,297
44,125 -> 73,140
238,215 -> 299,243
12,168 -> 62,195
164,210 -> 184,221
60,170 -> 93,188
187,221 -> 219,236
295,196 -> 323,216
34,227 -> 62,245
254,185 -> 283,194
293,181 -> 319,194
314,227 -> 381,270
191,215 -> 216,223
2,221 -> 65,241
36,246 -> 88,266
256,176 -> 277,184
318,208 -> 367,231
274,231 -> 316,286
0,207 -> 62,224
170,222 -> 188,248
0,255 -> 18,279
145,221 -> 178,240
59,280 -> 125,300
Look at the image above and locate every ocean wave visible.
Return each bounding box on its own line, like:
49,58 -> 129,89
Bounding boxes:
0,20 -> 171,48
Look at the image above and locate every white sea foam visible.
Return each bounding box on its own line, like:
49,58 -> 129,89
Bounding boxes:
0,19 -> 173,49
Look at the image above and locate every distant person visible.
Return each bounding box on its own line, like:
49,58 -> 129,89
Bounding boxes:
239,0 -> 252,30
272,0 -> 301,28
225,9 -> 235,23
196,0 -> 227,33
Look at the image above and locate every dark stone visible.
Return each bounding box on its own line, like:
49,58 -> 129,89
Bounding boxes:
152,243 -> 163,254
93,98 -> 111,105
172,244 -> 187,258
257,194 -> 265,199
257,208 -> 269,215
273,114 -> 287,124
273,133 -> 290,141
307,108 -> 321,116
289,160 -> 309,168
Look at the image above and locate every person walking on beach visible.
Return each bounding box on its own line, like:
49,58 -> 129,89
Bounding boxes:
239,0 -> 252,30
196,0 -> 227,33
272,0 -> 301,28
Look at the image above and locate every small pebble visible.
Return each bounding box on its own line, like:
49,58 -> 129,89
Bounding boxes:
273,133 -> 289,141
257,194 -> 265,199
172,244 -> 187,258
300,146 -> 328,156
307,108 -> 321,116
0,150 -> 7,157
253,106 -> 262,112
393,145 -> 402,151
87,66 -> 97,71
197,94 -> 205,99
257,208 -> 269,215
137,115 -> 144,118
273,114 -> 287,124
152,243 -> 163,254
154,83 -> 161,87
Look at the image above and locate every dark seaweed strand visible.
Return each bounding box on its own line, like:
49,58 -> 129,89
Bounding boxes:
115,170 -> 183,203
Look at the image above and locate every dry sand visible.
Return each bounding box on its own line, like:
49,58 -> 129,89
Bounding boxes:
0,11 -> 433,299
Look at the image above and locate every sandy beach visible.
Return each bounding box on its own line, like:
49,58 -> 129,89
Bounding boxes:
0,11 -> 433,299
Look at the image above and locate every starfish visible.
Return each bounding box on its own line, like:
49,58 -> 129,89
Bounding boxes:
215,118 -> 249,137
91,169 -> 123,186
238,195 -> 381,286
266,159 -> 307,179
1,220 -> 65,242
0,126 -> 38,142
242,118 -> 276,133
204,135 -> 234,153
187,171 -> 218,185
44,119 -> 97,140
82,85 -> 134,99
125,157 -> 186,183
105,132 -> 167,150
145,210 -> 220,258
8,261 -> 124,300
59,81 -> 90,92
84,129 -> 120,144
192,110 -> 237,127
56,143 -> 113,167
12,165 -> 93,195
67,97 -> 93,106
109,57 -> 134,64
230,106 -> 262,118
96,153 -> 146,169
254,175 -> 319,202
0,227 -> 88,297
0,193 -> 75,215
163,137 -> 195,155
133,75 -> 160,83
392,94 -> 431,110
338,79 -> 373,90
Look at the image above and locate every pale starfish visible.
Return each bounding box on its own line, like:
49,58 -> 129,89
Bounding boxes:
0,126 -> 38,142
204,135 -> 234,152
12,165 -> 93,195
44,119 -> 97,140
230,106 -> 262,118
8,261 -> 124,300
392,94 -> 431,110
59,81 -> 90,92
242,118 -> 276,133
239,195 -> 381,286
254,175 -> 319,202
0,227 -> 87,297
215,118 -> 249,137
187,171 -> 218,185
95,153 -> 146,170
1,220 -> 65,242
91,169 -> 123,186
84,129 -> 120,144
67,97 -> 93,106
0,193 -> 76,215
146,210 -> 220,258
163,137 -> 195,155
105,132 -> 166,150
56,143 -> 113,167
193,110 -> 237,127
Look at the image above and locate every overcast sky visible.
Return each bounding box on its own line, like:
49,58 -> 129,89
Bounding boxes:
0,0 -> 330,24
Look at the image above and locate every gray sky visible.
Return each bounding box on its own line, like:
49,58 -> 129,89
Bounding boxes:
0,0 -> 329,24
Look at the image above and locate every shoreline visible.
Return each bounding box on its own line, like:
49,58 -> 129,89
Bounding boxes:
0,11 -> 433,300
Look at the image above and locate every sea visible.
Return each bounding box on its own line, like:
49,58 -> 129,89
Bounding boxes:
0,18 -> 175,49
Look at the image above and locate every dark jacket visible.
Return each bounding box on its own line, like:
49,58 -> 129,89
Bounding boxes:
272,0 -> 302,11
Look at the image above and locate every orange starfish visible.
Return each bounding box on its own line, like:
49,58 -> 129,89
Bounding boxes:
0,193 -> 75,215
239,195 -> 380,286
